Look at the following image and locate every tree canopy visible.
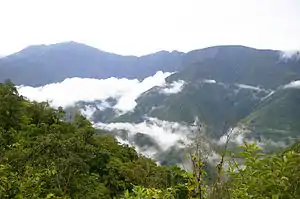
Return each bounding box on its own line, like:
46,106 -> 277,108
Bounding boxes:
0,81 -> 299,199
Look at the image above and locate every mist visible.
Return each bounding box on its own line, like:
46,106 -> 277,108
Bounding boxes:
283,80 -> 300,89
16,72 -> 191,161
17,71 -> 172,112
95,117 -> 193,150
280,50 -> 300,61
94,117 -> 197,162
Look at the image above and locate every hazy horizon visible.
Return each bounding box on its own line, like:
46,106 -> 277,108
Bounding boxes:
2,41 -> 294,57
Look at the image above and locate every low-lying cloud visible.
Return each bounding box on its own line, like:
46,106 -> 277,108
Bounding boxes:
217,127 -> 249,146
160,80 -> 185,95
236,84 -> 262,91
203,79 -> 217,84
17,71 -> 172,112
279,50 -> 300,61
283,80 -> 300,89
95,117 -> 194,152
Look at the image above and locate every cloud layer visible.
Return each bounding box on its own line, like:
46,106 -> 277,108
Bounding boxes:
280,50 -> 300,61
160,80 -> 185,95
17,71 -> 172,112
283,80 -> 300,89
95,117 -> 195,157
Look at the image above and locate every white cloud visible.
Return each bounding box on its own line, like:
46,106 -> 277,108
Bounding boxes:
94,117 -> 194,152
96,101 -> 112,111
17,71 -> 172,112
160,80 -> 185,94
237,84 -> 262,91
280,50 -> 300,61
114,71 -> 172,112
80,105 -> 97,120
261,91 -> 275,101
217,127 -> 250,145
203,79 -> 217,84
283,80 -> 300,89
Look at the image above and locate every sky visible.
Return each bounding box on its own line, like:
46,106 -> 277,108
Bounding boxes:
0,0 -> 300,56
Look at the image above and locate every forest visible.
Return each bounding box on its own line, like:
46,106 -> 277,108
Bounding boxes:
0,80 -> 299,199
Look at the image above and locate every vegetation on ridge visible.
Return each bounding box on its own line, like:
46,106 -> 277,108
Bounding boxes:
0,81 -> 299,198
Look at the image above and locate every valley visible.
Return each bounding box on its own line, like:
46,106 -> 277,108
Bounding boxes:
1,42 -> 298,166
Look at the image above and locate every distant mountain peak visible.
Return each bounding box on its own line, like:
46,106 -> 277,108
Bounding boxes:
1,42 -> 299,88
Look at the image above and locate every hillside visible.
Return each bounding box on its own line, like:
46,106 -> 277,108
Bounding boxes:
0,80 -> 190,198
0,81 -> 299,199
167,46 -> 300,89
112,81 -> 271,137
1,43 -> 300,89
2,42 -> 300,159
241,87 -> 300,143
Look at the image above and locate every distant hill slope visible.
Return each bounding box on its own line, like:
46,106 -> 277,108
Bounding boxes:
167,46 -> 300,89
241,87 -> 300,143
2,42 -> 300,143
1,42 -> 299,88
110,46 -> 300,137
0,42 -> 183,86
112,81 -> 271,137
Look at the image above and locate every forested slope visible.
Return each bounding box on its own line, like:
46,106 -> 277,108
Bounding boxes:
0,81 -> 189,198
0,81 -> 299,199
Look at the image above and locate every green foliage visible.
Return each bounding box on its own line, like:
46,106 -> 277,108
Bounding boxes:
226,142 -> 300,199
0,81 -> 299,199
0,81 -> 187,198
119,186 -> 179,199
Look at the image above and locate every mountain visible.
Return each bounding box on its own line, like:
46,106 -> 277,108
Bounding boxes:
0,42 -> 183,86
111,80 -> 272,137
107,46 -> 300,137
167,46 -> 300,89
2,43 -> 299,88
2,42 -> 300,157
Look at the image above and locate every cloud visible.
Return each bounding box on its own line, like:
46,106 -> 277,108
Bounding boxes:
114,71 -> 173,112
283,80 -> 300,89
236,84 -> 262,91
17,71 -> 172,112
279,50 -> 300,61
261,91 -> 275,101
217,127 -> 250,145
203,79 -> 217,84
94,117 -> 194,152
160,80 -> 185,94
80,105 -> 97,120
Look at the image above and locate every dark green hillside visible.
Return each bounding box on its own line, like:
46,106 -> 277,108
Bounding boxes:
149,83 -> 269,137
113,82 -> 270,137
168,46 -> 300,89
241,88 -> 300,142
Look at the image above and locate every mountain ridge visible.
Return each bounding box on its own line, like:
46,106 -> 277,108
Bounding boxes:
3,41 -> 299,161
0,41 -> 291,87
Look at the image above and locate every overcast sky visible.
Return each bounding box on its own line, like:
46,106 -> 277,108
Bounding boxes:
0,0 -> 299,56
